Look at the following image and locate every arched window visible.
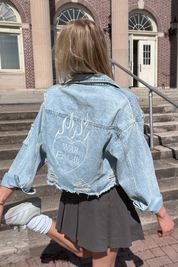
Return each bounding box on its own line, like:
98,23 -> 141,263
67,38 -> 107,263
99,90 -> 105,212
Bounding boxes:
128,11 -> 157,32
0,1 -> 24,71
0,2 -> 17,21
56,7 -> 90,26
129,13 -> 152,31
54,3 -> 94,32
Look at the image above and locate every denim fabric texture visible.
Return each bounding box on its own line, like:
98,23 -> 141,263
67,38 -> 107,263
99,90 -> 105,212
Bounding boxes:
1,74 -> 163,213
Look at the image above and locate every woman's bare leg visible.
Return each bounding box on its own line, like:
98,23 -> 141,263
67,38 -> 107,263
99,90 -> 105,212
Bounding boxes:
92,248 -> 118,267
46,220 -> 92,258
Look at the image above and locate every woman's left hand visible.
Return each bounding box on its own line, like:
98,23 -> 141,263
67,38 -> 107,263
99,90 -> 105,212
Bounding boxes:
156,206 -> 174,237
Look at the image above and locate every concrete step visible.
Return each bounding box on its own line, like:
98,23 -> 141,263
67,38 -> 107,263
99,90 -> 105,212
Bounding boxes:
139,97 -> 178,102
152,121 -> 178,133
0,111 -> 38,121
0,119 -> 33,131
158,177 -> 178,201
154,158 -> 178,179
135,92 -> 178,97
0,227 -> 64,265
0,90 -> 44,105
126,88 -> 178,93
154,131 -> 178,145
0,130 -> 28,145
151,145 -> 178,160
145,131 -> 178,146
144,113 -> 178,123
0,144 -> 21,160
142,104 -> 178,114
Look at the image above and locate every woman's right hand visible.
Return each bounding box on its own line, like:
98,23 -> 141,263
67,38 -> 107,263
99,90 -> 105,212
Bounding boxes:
156,206 -> 174,237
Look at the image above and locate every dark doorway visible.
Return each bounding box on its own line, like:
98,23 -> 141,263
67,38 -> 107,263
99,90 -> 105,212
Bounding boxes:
133,40 -> 138,87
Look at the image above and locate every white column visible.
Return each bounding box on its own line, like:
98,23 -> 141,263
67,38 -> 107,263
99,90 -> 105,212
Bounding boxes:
111,0 -> 128,88
30,0 -> 53,89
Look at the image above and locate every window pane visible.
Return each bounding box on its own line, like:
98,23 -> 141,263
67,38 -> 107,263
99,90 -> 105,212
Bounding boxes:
0,3 -> 17,22
143,45 -> 151,65
0,34 -> 20,69
56,8 -> 90,26
129,13 -> 153,31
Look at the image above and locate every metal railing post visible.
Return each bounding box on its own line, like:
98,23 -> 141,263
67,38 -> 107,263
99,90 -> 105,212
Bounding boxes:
149,90 -> 154,148
110,59 -> 178,149
112,62 -> 115,80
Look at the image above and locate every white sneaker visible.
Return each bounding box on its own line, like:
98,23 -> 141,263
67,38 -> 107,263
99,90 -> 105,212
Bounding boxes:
1,202 -> 41,226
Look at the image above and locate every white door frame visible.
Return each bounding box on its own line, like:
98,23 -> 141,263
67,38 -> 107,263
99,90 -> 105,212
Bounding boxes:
128,33 -> 158,87
128,34 -> 133,87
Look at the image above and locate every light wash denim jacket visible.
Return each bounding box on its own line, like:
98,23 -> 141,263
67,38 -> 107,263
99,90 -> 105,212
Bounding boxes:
1,74 -> 163,213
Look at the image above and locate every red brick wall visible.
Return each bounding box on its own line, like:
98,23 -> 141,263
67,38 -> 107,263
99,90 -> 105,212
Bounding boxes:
9,0 -> 35,88
128,0 -> 177,88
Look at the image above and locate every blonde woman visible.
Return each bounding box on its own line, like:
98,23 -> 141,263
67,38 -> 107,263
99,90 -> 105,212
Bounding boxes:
0,19 -> 174,267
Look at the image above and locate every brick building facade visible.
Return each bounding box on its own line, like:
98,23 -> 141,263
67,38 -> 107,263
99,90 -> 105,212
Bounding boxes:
0,0 -> 177,89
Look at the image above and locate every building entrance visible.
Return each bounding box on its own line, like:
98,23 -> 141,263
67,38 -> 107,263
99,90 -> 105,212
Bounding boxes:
129,38 -> 155,87
128,11 -> 157,87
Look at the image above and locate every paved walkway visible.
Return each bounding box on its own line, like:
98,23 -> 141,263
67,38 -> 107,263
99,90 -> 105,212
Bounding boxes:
0,228 -> 178,267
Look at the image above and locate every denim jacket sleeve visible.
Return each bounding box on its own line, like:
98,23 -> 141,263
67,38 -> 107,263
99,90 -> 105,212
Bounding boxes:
1,103 -> 46,195
108,104 -> 163,214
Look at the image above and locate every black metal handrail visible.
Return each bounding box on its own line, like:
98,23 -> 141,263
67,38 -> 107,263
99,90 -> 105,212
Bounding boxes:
111,59 -> 178,148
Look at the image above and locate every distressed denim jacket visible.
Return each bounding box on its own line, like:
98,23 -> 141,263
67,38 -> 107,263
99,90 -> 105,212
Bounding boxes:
1,74 -> 163,213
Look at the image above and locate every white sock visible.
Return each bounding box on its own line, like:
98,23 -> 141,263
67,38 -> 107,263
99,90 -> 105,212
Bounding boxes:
27,214 -> 52,235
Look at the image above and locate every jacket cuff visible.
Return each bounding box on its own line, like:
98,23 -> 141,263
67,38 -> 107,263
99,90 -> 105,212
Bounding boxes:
1,172 -> 36,195
1,172 -> 18,189
133,193 -> 163,213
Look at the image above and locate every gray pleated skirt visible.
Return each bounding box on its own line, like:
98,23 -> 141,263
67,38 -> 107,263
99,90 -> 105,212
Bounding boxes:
55,185 -> 144,253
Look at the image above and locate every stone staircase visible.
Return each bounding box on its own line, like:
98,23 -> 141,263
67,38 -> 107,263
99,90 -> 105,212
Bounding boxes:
125,87 -> 178,102
0,101 -> 178,264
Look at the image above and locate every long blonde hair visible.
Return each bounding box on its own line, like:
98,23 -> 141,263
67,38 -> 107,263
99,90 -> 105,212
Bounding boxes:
54,19 -> 113,82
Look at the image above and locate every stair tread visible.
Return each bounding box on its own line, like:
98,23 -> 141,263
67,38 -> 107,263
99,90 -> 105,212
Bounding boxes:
0,144 -> 22,151
153,158 -> 178,170
158,177 -> 178,191
152,121 -> 178,126
154,144 -> 178,150
0,119 -> 33,124
0,130 -> 28,137
145,112 -> 178,117
154,130 -> 178,137
0,159 -> 14,170
0,105 -> 40,113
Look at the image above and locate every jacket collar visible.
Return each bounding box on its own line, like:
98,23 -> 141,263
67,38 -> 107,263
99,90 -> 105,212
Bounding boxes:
66,74 -> 120,89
